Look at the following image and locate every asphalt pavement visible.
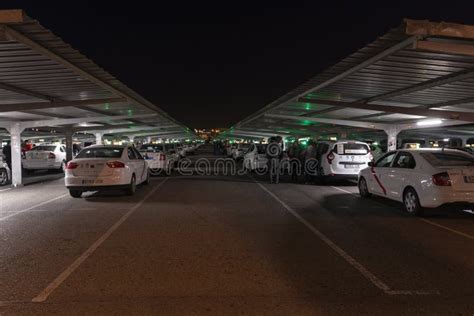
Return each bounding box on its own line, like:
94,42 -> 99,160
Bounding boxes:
0,147 -> 473,315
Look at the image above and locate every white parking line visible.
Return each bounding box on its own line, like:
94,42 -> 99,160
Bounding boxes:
0,193 -> 69,222
331,186 -> 357,195
32,178 -> 168,303
255,180 -> 433,295
331,186 -> 474,242
0,187 -> 12,192
420,219 -> 474,241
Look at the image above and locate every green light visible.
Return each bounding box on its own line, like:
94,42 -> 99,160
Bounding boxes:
104,103 -> 110,110
127,109 -> 133,116
305,103 -> 311,111
301,120 -> 312,126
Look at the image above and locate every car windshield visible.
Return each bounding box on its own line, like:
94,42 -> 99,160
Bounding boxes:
31,145 -> 56,152
139,144 -> 164,152
76,147 -> 123,159
420,151 -> 474,167
334,143 -> 369,155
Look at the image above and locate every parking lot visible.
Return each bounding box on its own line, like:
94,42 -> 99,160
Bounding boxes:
0,146 -> 473,314
2,8 -> 474,315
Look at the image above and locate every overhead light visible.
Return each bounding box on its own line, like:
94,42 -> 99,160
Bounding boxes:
443,138 -> 450,142
416,119 -> 443,126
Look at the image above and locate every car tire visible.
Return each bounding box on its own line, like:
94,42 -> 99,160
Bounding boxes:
0,168 -> 8,186
358,177 -> 371,198
126,174 -> 137,196
403,187 -> 424,216
69,189 -> 82,198
59,161 -> 66,173
143,171 -> 150,185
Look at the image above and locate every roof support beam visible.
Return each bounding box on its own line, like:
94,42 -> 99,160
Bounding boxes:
300,98 -> 474,122
0,81 -> 55,101
265,113 -> 388,130
19,113 -> 157,129
0,97 -> 125,112
358,66 -> 474,104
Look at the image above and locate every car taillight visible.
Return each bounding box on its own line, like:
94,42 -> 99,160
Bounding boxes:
106,161 -> 125,168
326,152 -> 335,164
66,162 -> 78,169
432,172 -> 451,186
48,152 -> 56,159
159,155 -> 166,161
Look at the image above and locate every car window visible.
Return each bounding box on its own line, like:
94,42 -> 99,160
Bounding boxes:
76,147 -> 123,158
335,143 -> 369,155
127,147 -> 137,160
392,152 -> 416,169
420,151 -> 474,167
139,144 -> 164,152
30,146 -> 56,152
375,152 -> 397,168
133,148 -> 143,159
59,146 -> 65,152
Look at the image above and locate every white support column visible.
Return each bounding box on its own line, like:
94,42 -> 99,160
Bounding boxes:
95,132 -> 103,145
385,127 -> 400,152
128,135 -> 135,144
64,129 -> 74,162
146,136 -> 152,143
7,123 -> 24,187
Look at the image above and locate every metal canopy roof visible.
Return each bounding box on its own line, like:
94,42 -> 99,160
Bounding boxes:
229,19 -> 474,140
0,9 -> 194,140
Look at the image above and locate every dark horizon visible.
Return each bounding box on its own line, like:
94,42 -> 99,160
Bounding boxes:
2,0 -> 474,128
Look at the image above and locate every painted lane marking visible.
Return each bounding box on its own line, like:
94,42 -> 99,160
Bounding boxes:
255,179 -> 434,295
420,218 -> 474,241
0,194 -> 69,222
331,186 -> 474,242
32,178 -> 168,303
0,187 -> 12,193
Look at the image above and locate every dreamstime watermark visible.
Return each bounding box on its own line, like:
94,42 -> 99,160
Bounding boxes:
148,157 -> 320,177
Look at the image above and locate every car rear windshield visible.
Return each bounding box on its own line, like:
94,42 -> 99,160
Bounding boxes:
139,144 -> 164,152
31,145 -> 56,152
76,147 -> 123,159
334,143 -> 369,155
420,152 -> 474,167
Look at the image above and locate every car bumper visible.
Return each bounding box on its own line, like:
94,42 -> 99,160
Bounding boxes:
420,189 -> 474,208
65,175 -> 129,188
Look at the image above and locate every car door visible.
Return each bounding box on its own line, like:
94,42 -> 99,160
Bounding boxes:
369,151 -> 397,196
387,151 -> 416,201
133,147 -> 147,182
127,147 -> 140,180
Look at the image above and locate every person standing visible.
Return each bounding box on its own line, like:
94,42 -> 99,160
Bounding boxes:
267,136 -> 283,184
2,140 -> 12,170
288,141 -> 302,182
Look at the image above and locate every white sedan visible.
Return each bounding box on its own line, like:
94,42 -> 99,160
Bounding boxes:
0,155 -> 10,186
23,144 -> 67,173
358,148 -> 474,216
65,145 -> 149,198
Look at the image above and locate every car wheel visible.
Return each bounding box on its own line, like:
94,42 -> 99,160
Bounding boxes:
126,174 -> 137,196
358,177 -> 371,198
403,187 -> 424,216
143,171 -> 150,185
0,168 -> 8,186
60,161 -> 66,173
69,189 -> 82,198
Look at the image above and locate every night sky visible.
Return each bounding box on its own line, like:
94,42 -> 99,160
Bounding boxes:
2,0 -> 474,128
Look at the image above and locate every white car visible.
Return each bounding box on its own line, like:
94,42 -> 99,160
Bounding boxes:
0,155 -> 10,186
243,144 -> 268,171
316,140 -> 372,180
232,144 -> 251,160
138,143 -> 175,175
65,145 -> 149,198
358,148 -> 474,216
23,144 -> 67,173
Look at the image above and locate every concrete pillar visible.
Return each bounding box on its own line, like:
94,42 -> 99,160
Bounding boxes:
95,132 -> 103,145
7,123 -> 24,187
146,136 -> 152,143
128,136 -> 135,144
64,129 -> 74,162
385,127 -> 400,152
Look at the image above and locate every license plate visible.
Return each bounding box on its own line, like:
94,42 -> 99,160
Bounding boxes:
345,164 -> 359,169
464,176 -> 474,183
82,179 -> 103,184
